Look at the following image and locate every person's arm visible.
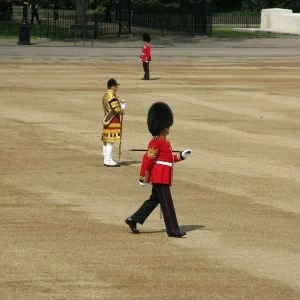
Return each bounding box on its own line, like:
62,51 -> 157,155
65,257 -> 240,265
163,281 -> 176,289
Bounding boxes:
139,139 -> 159,184
173,150 -> 192,163
141,45 -> 146,60
107,91 -> 125,115
147,45 -> 151,61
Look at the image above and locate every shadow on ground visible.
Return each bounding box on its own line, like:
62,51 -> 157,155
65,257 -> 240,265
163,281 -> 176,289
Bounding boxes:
120,160 -> 141,166
141,225 -> 206,235
180,224 -> 206,232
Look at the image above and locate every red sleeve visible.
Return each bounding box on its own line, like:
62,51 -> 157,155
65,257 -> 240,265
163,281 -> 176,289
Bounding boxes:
173,153 -> 180,163
139,139 -> 159,183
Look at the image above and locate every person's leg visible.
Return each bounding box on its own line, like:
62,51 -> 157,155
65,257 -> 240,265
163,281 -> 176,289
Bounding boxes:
125,185 -> 159,233
36,12 -> 41,24
142,62 -> 147,79
154,184 -> 186,237
130,185 -> 159,224
105,142 -> 120,167
145,61 -> 150,80
143,62 -> 149,80
103,143 -> 108,166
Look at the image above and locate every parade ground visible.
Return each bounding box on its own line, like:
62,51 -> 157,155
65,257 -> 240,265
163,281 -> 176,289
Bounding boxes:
1,37 -> 300,299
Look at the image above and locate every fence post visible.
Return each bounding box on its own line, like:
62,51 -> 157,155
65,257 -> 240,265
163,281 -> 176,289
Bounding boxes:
192,13 -> 195,36
39,24 -> 41,38
46,12 -> 49,38
161,13 -> 165,37
118,1 -> 121,35
94,12 -> 98,38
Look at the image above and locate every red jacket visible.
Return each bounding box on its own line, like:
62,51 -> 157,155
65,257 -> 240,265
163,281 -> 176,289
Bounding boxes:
139,136 -> 182,185
141,43 -> 151,62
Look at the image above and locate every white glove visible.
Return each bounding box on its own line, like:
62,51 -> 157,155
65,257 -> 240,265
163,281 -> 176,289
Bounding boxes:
120,102 -> 126,110
139,180 -> 147,187
180,149 -> 192,160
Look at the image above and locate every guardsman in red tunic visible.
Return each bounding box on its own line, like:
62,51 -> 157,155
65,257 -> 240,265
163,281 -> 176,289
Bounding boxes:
102,78 -> 126,167
140,33 -> 151,80
125,102 -> 192,238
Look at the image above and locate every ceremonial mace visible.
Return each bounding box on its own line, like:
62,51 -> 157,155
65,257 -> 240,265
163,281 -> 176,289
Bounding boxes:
118,99 -> 126,163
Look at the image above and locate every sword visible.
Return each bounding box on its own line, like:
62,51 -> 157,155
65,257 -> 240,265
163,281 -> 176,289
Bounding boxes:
118,115 -> 123,163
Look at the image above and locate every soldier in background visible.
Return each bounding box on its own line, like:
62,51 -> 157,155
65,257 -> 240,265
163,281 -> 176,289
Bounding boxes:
140,33 -> 151,80
30,0 -> 41,25
101,78 -> 126,167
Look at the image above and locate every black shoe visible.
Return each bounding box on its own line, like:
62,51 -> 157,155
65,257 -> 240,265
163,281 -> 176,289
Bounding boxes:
104,164 -> 120,167
125,218 -> 140,234
168,231 -> 186,238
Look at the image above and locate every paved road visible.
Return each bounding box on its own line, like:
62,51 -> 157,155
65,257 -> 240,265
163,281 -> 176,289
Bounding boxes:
1,37 -> 300,59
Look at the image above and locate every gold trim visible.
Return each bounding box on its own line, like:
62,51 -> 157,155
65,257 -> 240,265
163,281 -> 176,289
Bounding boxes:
146,148 -> 158,158
103,128 -> 121,133
106,123 -> 121,128
144,171 -> 150,182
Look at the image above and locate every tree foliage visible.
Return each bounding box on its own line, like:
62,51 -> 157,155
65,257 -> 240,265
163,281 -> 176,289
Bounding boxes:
241,0 -> 300,12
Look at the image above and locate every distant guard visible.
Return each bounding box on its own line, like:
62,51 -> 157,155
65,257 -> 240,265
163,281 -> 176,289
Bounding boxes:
140,33 -> 151,80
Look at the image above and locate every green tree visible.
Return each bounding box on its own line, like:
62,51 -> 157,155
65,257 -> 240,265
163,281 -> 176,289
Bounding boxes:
242,0 -> 300,11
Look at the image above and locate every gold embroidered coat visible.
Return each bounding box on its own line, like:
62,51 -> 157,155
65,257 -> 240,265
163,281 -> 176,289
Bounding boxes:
101,89 -> 125,143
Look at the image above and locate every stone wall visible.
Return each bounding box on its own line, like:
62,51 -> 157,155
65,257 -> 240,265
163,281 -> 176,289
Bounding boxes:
261,8 -> 300,34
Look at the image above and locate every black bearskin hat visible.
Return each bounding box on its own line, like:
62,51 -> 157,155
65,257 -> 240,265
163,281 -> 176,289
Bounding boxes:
142,33 -> 151,43
147,102 -> 173,136
107,78 -> 119,88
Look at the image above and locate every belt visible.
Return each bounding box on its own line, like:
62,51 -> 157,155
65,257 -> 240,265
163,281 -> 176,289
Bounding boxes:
155,161 -> 173,167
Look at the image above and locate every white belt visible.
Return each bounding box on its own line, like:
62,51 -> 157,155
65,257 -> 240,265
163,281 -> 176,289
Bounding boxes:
155,161 -> 173,167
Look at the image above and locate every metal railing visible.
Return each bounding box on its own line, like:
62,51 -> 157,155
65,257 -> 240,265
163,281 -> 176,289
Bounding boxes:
1,9 -> 261,40
213,13 -> 260,28
34,11 -> 214,39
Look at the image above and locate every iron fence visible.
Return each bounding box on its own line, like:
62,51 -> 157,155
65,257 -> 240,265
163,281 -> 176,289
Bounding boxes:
35,10 -> 213,40
213,13 -> 260,28
2,8 -> 261,40
0,11 -> 13,21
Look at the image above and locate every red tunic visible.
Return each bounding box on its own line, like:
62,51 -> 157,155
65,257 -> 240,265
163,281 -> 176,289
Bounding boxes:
141,43 -> 151,62
139,136 -> 182,185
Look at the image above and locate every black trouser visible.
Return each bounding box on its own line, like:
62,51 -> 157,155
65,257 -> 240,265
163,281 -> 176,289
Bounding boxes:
143,61 -> 150,80
130,184 -> 179,235
31,11 -> 41,25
